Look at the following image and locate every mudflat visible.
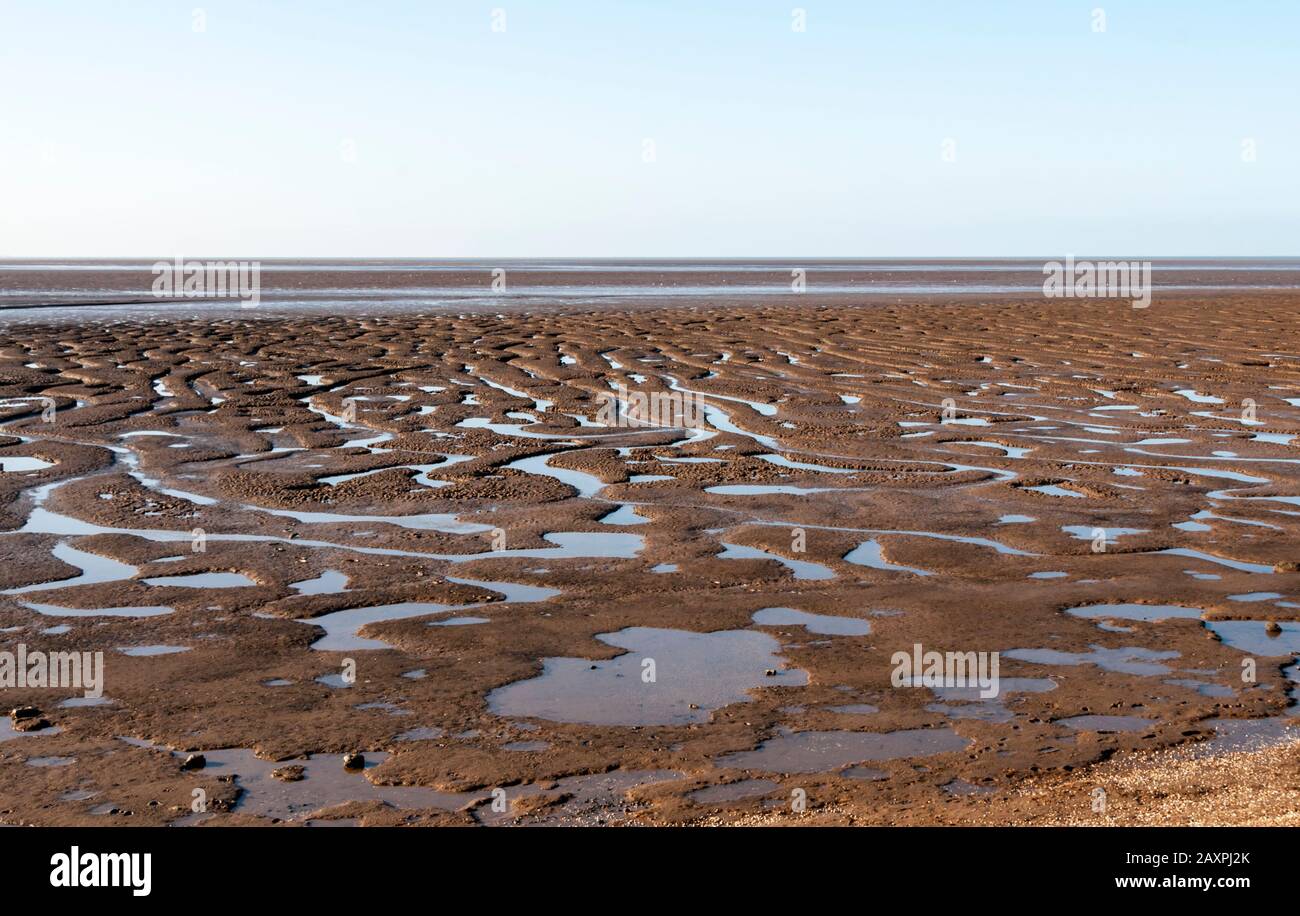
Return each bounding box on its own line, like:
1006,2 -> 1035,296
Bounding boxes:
2,292 -> 1299,825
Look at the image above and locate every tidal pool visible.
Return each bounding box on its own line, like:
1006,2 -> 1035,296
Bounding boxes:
302,578 -> 561,651
843,540 -> 932,576
689,779 -> 780,804
1023,484 -> 1086,498
1,456 -> 55,472
171,748 -> 476,821
487,626 -> 807,726
1005,645 -> 1180,676
1057,714 -> 1153,733
751,606 -> 871,637
599,504 -> 647,525
716,727 -> 970,773
142,572 -> 257,588
291,570 -> 350,595
718,543 -> 835,581
4,542 -> 136,594
1066,603 -> 1204,624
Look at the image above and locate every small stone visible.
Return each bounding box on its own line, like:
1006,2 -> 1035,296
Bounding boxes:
272,765 -> 306,782
764,668 -> 777,677
1274,561 -> 1300,574
1266,620 -> 1283,636
180,753 -> 206,771
688,703 -> 700,710
342,752 -> 365,770
12,717 -> 51,732
10,706 -> 41,720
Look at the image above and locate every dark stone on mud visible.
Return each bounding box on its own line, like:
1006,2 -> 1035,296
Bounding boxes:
343,752 -> 365,769
180,753 -> 206,771
9,706 -> 41,720
272,764 -> 306,782
13,717 -> 51,732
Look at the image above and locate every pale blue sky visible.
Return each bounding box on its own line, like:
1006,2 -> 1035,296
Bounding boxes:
2,0 -> 1296,256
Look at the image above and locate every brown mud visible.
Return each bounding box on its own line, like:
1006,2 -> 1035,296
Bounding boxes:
2,294 -> 1298,825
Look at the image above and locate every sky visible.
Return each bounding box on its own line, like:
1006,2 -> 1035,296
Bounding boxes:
2,0 -> 1297,257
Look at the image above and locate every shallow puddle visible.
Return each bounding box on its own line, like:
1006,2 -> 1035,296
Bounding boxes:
1201,717 -> 1298,753
1,455 -> 55,472
706,483 -> 845,496
756,453 -> 859,474
751,606 -> 870,636
23,601 -> 173,618
1206,620 -> 1300,657
487,626 -> 807,726
717,543 -> 835,580
430,616 -> 489,627
689,779 -> 780,804
841,765 -> 889,780
1057,714 -> 1153,733
1061,525 -> 1147,541
930,678 -> 1057,701
717,727 -> 970,773
302,578 -> 561,651
1005,645 -> 1180,676
843,540 -> 933,576
244,504 -> 492,535
4,542 -> 136,594
142,572 -> 256,588
291,570 -> 349,595
506,452 -> 607,499
175,748 -> 477,821
1155,548 -> 1275,575
599,504 -> 647,525
1022,484 -> 1086,498
1066,603 -> 1204,624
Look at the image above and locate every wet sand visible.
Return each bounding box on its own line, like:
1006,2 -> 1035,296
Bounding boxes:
2,291 -> 1299,826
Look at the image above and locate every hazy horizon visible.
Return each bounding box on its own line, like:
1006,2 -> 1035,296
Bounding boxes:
5,255 -> 1300,264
